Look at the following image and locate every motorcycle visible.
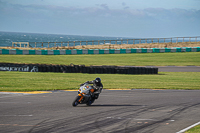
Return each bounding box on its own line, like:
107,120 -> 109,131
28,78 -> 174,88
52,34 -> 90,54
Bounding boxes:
72,83 -> 96,107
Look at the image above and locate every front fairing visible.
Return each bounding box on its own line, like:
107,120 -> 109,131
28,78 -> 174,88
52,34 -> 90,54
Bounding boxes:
79,84 -> 93,94
77,84 -> 93,103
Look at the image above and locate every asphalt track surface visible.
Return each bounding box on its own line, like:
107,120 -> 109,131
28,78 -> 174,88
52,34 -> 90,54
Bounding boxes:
0,66 -> 200,133
153,66 -> 200,72
0,89 -> 200,133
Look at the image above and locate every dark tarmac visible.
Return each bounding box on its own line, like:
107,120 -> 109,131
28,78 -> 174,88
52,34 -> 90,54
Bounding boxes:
0,89 -> 200,133
157,66 -> 200,72
0,66 -> 199,133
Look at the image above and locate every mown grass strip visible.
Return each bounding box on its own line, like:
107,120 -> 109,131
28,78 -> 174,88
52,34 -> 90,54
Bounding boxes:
0,71 -> 199,92
185,125 -> 200,133
0,52 -> 200,66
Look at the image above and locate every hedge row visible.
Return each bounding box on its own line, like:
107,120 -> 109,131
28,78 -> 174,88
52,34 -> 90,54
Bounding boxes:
0,63 -> 158,74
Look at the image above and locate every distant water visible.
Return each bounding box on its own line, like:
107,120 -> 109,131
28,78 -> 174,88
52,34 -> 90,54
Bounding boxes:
0,31 -> 198,48
0,31 -> 126,47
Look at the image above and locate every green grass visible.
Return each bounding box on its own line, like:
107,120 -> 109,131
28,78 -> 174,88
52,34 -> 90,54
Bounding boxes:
0,52 -> 200,91
0,71 -> 199,91
0,52 -> 200,66
185,125 -> 200,133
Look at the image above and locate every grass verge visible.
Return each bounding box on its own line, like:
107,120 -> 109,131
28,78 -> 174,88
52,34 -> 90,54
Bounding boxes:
0,71 -> 199,92
185,125 -> 200,133
0,52 -> 200,66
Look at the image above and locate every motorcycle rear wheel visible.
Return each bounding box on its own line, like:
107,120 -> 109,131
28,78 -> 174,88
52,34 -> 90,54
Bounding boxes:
72,96 -> 80,107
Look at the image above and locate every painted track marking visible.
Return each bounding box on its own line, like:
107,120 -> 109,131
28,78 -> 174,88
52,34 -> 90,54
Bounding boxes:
176,121 -> 200,133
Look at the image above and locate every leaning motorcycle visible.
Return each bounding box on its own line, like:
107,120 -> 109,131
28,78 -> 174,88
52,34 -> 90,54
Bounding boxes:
72,83 -> 95,107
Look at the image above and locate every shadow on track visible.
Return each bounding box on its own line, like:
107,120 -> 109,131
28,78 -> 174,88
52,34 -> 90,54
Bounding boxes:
84,104 -> 146,107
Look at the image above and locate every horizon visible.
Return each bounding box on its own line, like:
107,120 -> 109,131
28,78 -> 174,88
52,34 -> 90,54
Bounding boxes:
1,31 -> 200,39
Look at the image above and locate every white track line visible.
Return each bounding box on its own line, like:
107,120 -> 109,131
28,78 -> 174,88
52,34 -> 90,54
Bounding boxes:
176,121 -> 200,133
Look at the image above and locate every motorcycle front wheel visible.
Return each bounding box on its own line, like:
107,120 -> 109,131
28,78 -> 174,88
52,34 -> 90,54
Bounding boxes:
72,96 -> 80,107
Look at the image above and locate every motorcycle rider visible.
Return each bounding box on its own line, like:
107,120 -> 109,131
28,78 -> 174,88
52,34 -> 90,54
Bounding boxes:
80,77 -> 103,99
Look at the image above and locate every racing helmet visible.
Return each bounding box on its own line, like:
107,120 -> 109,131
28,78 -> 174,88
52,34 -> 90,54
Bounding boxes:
95,77 -> 101,86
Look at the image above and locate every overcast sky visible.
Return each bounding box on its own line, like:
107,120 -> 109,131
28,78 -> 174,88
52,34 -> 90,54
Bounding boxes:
0,0 -> 200,38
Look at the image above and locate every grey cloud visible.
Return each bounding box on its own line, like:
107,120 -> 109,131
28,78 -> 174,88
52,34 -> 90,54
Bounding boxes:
100,4 -> 109,10
143,8 -> 200,20
1,1 -> 199,37
124,6 -> 130,9
122,2 -> 126,6
2,2 -> 199,20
